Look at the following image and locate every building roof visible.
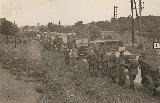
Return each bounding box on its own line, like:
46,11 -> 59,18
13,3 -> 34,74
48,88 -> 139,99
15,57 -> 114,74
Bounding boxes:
101,31 -> 114,33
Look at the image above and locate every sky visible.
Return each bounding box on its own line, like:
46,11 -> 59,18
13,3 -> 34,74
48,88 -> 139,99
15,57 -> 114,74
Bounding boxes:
0,0 -> 160,26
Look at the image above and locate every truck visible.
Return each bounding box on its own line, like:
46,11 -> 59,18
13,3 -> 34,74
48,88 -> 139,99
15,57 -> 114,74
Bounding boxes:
139,56 -> 160,96
89,40 -> 124,55
76,38 -> 89,57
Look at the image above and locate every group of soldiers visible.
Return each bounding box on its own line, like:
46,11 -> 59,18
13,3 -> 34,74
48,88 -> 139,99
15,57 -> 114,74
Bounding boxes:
86,48 -> 139,90
63,43 -> 78,66
42,35 -> 139,90
40,35 -> 63,52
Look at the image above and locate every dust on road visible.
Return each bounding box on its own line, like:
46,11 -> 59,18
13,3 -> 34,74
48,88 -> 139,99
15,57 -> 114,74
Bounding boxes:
0,65 -> 39,103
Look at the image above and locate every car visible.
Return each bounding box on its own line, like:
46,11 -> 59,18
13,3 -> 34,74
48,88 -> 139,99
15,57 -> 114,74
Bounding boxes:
78,45 -> 89,57
139,56 -> 160,96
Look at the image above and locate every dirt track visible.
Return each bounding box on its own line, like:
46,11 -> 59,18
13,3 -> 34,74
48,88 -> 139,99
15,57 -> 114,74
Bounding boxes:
0,64 -> 39,103
0,39 -> 160,103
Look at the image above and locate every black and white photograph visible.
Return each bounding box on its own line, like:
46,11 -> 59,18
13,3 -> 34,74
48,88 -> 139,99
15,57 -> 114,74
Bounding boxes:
0,0 -> 160,103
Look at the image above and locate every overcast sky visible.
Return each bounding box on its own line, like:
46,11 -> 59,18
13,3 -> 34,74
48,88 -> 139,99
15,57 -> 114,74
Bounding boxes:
0,0 -> 160,26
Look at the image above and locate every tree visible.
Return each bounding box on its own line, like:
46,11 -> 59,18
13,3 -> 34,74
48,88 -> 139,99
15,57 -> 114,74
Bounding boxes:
88,25 -> 101,40
39,25 -> 48,32
0,18 -> 19,42
73,21 -> 84,34
47,22 -> 54,32
75,21 -> 83,27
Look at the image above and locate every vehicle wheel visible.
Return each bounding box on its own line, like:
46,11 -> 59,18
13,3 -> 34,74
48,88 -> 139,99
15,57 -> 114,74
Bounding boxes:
143,77 -> 155,96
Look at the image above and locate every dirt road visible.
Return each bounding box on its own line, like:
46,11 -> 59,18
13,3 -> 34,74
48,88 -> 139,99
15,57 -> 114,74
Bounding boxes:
0,65 -> 39,103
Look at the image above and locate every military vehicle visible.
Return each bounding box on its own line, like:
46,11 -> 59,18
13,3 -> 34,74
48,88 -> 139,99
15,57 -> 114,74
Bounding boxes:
77,45 -> 89,58
89,40 -> 123,52
139,56 -> 160,96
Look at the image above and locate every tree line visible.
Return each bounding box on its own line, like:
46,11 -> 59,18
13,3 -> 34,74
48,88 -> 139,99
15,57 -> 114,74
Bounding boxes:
1,15 -> 160,42
39,15 -> 160,40
0,18 -> 19,42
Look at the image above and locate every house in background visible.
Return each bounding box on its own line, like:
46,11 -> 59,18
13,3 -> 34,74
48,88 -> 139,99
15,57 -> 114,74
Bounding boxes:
101,31 -> 114,40
22,26 -> 40,32
22,23 -> 40,32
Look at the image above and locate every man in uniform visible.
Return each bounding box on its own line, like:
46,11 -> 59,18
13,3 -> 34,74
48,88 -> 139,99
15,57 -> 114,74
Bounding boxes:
117,50 -> 126,87
139,51 -> 146,87
101,51 -> 109,77
109,51 -> 118,83
64,47 -> 70,66
69,47 -> 78,67
128,58 -> 139,90
86,49 -> 99,77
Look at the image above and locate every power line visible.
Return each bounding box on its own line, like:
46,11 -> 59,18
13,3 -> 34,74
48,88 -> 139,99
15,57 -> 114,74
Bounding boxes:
114,6 -> 118,40
131,0 -> 135,48
139,0 -> 144,49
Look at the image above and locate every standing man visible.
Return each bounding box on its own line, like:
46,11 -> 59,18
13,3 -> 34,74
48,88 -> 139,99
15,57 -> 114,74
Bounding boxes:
109,51 -> 118,83
101,52 -> 109,77
64,47 -> 70,66
128,58 -> 139,90
69,47 -> 78,67
86,49 -> 99,77
117,50 -> 126,87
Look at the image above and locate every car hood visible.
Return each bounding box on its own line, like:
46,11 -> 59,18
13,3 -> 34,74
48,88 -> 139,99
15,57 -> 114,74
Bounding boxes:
139,56 -> 160,70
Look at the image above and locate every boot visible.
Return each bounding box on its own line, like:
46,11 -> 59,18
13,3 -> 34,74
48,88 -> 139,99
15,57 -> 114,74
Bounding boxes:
112,77 -> 116,83
121,79 -> 125,87
90,72 -> 93,77
131,85 -> 135,91
94,72 -> 97,77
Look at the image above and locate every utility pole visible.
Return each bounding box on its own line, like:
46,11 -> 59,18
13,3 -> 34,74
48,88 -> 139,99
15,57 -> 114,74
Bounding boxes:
114,6 -> 118,40
131,0 -> 135,48
14,21 -> 17,48
139,0 -> 144,49
59,20 -> 61,34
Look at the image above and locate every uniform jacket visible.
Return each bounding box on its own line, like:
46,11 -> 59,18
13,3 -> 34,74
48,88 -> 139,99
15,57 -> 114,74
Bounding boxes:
86,52 -> 99,65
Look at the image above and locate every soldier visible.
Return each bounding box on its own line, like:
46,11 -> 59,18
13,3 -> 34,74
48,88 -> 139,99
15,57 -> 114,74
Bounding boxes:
57,38 -> 63,52
139,51 -> 146,87
101,52 -> 109,77
117,50 -> 126,87
109,51 -> 118,83
64,47 -> 70,66
86,49 -> 99,77
69,48 -> 78,67
128,59 -> 139,90
42,36 -> 47,51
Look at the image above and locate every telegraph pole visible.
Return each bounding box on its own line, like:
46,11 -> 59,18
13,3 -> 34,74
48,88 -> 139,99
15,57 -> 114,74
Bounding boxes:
139,0 -> 144,49
131,0 -> 135,48
14,21 -> 17,48
114,6 -> 118,40
59,20 -> 61,34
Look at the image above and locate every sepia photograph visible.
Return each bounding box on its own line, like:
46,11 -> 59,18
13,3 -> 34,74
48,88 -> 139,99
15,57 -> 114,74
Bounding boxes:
0,0 -> 160,103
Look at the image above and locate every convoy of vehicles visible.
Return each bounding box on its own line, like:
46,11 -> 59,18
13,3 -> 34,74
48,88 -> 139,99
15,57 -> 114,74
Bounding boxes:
52,33 -> 160,96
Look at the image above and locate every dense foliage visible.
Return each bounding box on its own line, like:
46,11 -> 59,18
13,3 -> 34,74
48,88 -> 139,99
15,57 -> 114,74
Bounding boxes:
43,15 -> 160,40
0,18 -> 19,42
0,18 -> 19,35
